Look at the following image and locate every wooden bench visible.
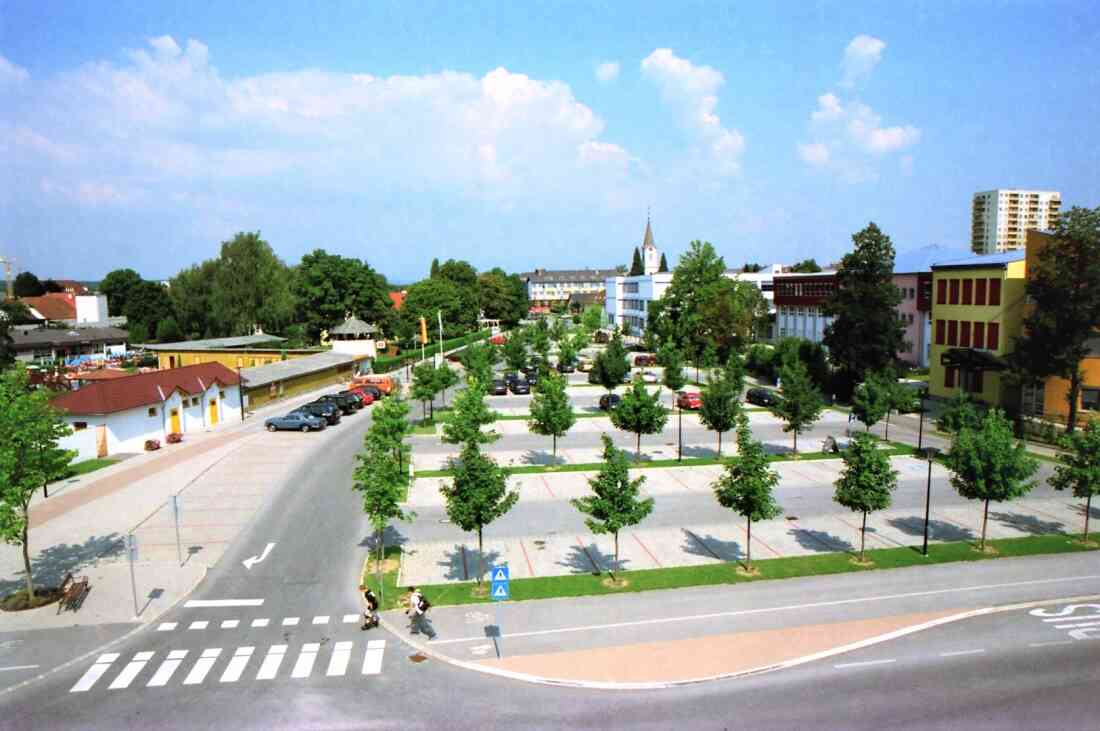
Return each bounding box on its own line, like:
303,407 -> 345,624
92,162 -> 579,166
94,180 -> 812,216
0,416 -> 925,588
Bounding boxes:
57,573 -> 90,614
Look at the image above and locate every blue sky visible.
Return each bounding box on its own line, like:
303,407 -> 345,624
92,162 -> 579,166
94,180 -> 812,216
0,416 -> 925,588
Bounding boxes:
2,1 -> 1098,284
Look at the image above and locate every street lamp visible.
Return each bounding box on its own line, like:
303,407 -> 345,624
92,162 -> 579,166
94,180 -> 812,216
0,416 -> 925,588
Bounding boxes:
917,391 -> 926,450
921,446 -> 940,556
678,397 -> 683,462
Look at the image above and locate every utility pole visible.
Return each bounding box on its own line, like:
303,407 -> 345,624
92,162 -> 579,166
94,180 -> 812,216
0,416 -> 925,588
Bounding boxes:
0,256 -> 14,300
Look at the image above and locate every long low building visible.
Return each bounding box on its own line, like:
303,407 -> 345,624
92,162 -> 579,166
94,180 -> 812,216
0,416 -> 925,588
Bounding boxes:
11,326 -> 129,363
240,350 -> 370,409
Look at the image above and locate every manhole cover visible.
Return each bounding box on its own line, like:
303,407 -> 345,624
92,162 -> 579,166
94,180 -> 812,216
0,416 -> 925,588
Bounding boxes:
409,653 -> 429,664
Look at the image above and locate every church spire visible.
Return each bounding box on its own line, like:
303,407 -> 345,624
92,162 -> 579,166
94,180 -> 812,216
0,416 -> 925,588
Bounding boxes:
642,215 -> 656,250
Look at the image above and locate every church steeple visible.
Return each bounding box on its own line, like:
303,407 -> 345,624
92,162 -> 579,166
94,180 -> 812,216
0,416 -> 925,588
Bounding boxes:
641,214 -> 660,275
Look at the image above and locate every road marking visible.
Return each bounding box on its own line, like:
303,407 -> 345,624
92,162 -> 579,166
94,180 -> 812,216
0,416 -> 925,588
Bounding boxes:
292,643 -> 320,679
70,653 -> 119,693
469,644 -> 492,656
0,665 -> 39,673
108,651 -> 154,689
631,532 -> 663,568
188,621 -> 209,630
1054,620 -> 1100,630
256,645 -> 287,680
518,539 -> 537,577
146,650 -> 188,687
183,648 -> 221,685
327,641 -> 353,676
1029,640 -> 1074,648
220,619 -> 240,629
156,622 -> 177,632
430,574 -> 1100,645
363,639 -> 385,675
834,658 -> 896,669
184,599 -> 264,608
313,616 -> 330,625
242,542 -> 276,570
342,614 -> 359,623
282,617 -> 299,626
251,618 -> 270,628
940,649 -> 985,657
220,646 -> 254,683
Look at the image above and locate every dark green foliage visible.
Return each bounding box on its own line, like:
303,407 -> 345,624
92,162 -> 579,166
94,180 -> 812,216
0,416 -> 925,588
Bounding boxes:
658,253 -> 669,273
712,414 -> 782,568
742,262 -> 763,273
527,372 -> 576,456
411,362 -> 438,420
502,330 -> 529,372
1052,421 -> 1100,542
852,371 -> 892,432
659,344 -> 687,392
155,317 -> 184,343
125,281 -> 177,340
610,381 -> 668,460
938,392 -> 984,434
790,258 -> 822,273
478,268 -> 528,326
99,268 -> 143,316
439,443 -> 518,583
697,279 -> 770,359
209,232 -> 296,336
699,363 -> 742,456
430,258 -> 441,278
833,432 -> 898,560
292,249 -> 393,342
629,247 -> 644,276
442,380 -> 498,448
399,277 -> 473,341
168,260 -> 219,339
13,272 -> 46,297
773,338 -> 830,394
592,332 -> 630,392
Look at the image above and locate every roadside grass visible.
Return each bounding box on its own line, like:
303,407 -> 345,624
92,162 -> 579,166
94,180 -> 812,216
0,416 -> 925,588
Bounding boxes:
371,534 -> 1100,609
62,457 -> 118,480
360,545 -> 407,612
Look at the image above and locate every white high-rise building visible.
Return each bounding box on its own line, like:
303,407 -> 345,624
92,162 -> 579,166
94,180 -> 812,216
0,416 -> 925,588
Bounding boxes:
971,189 -> 1061,255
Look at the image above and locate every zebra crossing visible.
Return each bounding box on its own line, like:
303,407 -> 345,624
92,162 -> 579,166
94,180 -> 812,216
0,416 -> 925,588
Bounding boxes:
156,614 -> 363,632
70,639 -> 387,693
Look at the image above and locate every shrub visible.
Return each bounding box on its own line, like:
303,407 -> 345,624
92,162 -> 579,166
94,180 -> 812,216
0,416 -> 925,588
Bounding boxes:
144,439 -> 161,451
166,432 -> 183,444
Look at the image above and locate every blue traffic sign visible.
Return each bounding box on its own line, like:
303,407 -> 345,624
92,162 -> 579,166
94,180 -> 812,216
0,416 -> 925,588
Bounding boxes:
490,581 -> 510,601
490,566 -> 509,583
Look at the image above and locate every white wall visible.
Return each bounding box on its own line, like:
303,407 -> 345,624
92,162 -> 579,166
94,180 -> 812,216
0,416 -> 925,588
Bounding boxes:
332,339 -> 377,358
75,295 -> 109,323
57,425 -> 99,463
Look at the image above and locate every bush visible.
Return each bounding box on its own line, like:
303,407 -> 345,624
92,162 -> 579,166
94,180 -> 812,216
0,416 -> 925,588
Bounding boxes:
144,439 -> 161,451
372,330 -> 491,374
938,392 -> 985,434
746,344 -> 776,382
166,432 -> 183,444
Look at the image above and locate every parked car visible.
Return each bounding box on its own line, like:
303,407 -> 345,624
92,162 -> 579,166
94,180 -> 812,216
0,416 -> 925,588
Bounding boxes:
599,393 -> 622,411
354,375 -> 396,395
293,401 -> 342,425
746,387 -> 781,407
577,359 -> 593,372
641,370 -> 659,383
676,391 -> 702,409
557,362 -> 575,373
510,379 -> 530,395
352,384 -> 383,402
317,393 -> 359,414
526,371 -> 540,388
265,412 -> 326,432
504,372 -> 520,388
490,379 -> 508,396
521,364 -> 536,377
634,354 -> 657,367
341,390 -> 374,407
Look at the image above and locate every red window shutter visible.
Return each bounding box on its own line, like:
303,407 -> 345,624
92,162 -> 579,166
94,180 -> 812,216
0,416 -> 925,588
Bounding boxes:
975,279 -> 987,306
960,321 -> 971,347
987,322 -> 999,350
948,320 -> 958,346
935,319 -> 945,345
949,279 -> 960,305
945,367 -> 956,388
973,322 -> 985,349
937,279 -> 947,305
962,279 -> 973,305
989,278 -> 1001,306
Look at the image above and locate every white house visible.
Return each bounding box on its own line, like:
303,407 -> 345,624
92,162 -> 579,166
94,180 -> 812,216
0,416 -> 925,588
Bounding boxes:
604,219 -> 672,333
328,317 -> 379,359
52,362 -> 243,460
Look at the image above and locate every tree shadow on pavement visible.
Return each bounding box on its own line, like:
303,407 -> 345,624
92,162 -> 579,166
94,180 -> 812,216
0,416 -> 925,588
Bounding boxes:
0,533 -> 125,595
789,527 -> 852,553
990,511 -> 1066,535
680,445 -> 721,460
521,450 -> 566,467
680,529 -> 743,561
438,545 -> 501,582
556,542 -> 618,575
358,526 -> 408,552
887,516 -> 974,542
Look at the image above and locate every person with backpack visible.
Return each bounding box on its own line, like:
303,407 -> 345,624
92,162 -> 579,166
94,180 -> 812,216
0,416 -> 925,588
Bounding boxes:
406,587 -> 436,639
360,586 -> 379,630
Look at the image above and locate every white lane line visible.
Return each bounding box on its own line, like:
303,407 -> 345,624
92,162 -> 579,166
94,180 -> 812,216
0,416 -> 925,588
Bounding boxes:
1041,614 -> 1100,622
0,665 -> 40,673
1029,640 -> 1074,648
342,614 -> 359,624
282,617 -> 300,626
326,641 -> 353,677
362,640 -> 385,675
108,651 -> 155,689
834,658 -> 896,669
184,599 -> 264,608
430,574 -> 1100,645
183,648 -> 222,685
1054,620 -> 1100,630
940,649 -> 986,657
292,643 -> 320,679
312,616 -> 330,625
147,650 -> 188,687
157,622 -> 178,632
220,620 -> 240,629
256,645 -> 287,680
188,621 -> 209,630
70,653 -> 119,693
251,618 -> 270,628
219,647 -> 254,683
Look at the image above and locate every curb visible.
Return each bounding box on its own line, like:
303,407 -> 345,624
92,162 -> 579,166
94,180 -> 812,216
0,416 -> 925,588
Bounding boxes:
379,592 -> 1100,691
0,563 -> 209,701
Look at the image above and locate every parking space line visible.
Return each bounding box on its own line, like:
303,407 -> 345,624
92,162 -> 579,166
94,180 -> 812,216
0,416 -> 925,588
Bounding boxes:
834,516 -> 906,549
539,476 -> 557,499
518,539 -> 537,577
631,533 -> 663,568
742,522 -> 783,558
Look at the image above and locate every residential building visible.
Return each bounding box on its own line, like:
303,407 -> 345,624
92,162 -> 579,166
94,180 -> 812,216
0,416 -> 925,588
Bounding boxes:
1019,230 -> 1100,425
604,219 -> 671,333
11,326 -> 129,363
725,264 -> 782,340
928,250 -> 1027,407
19,292 -> 121,327
971,189 -> 1061,255
773,272 -> 838,343
522,268 -> 619,313
893,245 -> 971,368
143,335 -> 292,370
51,362 -> 243,460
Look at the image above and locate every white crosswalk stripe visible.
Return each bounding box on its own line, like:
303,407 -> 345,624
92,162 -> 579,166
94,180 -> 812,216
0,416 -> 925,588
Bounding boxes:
157,623 -> 177,632
256,644 -> 288,680
291,643 -> 320,678
327,641 -> 353,676
363,640 -> 386,675
342,614 -> 359,623
220,620 -> 240,629
108,651 -> 153,689
188,621 -> 209,630
251,618 -> 270,628
183,648 -> 222,685
313,616 -> 330,625
220,646 -> 254,683
147,650 -> 188,687
71,653 -> 119,693
282,617 -> 299,626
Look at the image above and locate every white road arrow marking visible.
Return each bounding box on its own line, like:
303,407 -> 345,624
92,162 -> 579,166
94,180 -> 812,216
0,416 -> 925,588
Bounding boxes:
242,542 -> 276,570
469,644 -> 493,656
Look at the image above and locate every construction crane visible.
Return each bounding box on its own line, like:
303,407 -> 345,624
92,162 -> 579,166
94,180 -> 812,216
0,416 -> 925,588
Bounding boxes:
0,256 -> 13,301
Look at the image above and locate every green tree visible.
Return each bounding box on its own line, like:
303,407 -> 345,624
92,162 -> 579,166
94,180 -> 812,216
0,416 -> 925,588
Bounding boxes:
460,341 -> 497,387
852,372 -> 891,433
530,322 -> 551,363
367,394 -> 413,471
610,381 -> 668,461
938,392 -> 983,434
155,316 -> 184,343
581,305 -> 603,332
697,279 -> 770,358
442,380 -> 498,448
1011,206 -> 1100,432
292,249 -> 393,342
823,223 -> 905,399
592,332 -> 630,393
168,260 -> 219,339
628,247 -> 644,276
209,232 -> 296,336
661,241 -> 728,356
883,377 -> 918,441
501,330 -> 529,373
527,371 -> 576,457
774,337 -> 831,393
1051,420 -> 1100,543
712,413 -> 782,570
436,259 -> 481,319
659,344 -> 687,392
699,363 -> 742,456
353,442 -> 414,596
658,253 -> 669,273
742,262 -> 763,273
99,268 -> 143,317
127,320 -> 149,344
776,360 -> 824,453
398,278 -> 470,342
126,280 -> 177,340
833,432 -> 898,561
439,443 -> 518,584
430,258 -> 441,278
0,367 -> 75,603
478,269 -> 528,326
946,410 -> 1040,550
790,258 -> 822,273
435,363 -> 459,407
411,362 -> 438,421
13,272 -> 46,298
1,302 -> 33,368
557,337 -> 579,371
570,435 -> 654,576
549,317 -> 567,344
42,279 -> 64,293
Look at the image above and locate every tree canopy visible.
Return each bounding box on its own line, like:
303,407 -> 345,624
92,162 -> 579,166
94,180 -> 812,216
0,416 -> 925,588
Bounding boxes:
610,381 -> 668,461
527,371 -> 576,457
790,258 -> 823,273
699,361 -> 742,456
833,432 -> 898,561
629,247 -> 644,276
439,443 -> 518,583
209,232 -> 296,336
442,380 -> 499,449
292,249 -> 393,342
776,359 -> 824,453
712,413 -> 782,569
1051,420 -> 1100,543
99,268 -> 144,317
13,272 -> 46,298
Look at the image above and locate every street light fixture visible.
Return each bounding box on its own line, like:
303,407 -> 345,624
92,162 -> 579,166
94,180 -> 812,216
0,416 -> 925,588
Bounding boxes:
921,446 -> 940,556
917,391 -> 926,451
678,398 -> 683,462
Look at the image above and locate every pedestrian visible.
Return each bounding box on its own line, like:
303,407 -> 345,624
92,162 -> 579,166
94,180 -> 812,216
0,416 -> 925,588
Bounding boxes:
360,586 -> 379,630
407,589 -> 436,640
405,587 -> 421,633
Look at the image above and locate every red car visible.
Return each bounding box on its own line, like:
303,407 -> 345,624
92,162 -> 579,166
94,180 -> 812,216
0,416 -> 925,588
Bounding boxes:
344,386 -> 375,406
676,391 -> 702,409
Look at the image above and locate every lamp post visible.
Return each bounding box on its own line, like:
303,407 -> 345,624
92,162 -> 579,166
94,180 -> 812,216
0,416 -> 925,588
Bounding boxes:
917,391 -> 926,451
921,446 -> 940,556
678,399 -> 683,462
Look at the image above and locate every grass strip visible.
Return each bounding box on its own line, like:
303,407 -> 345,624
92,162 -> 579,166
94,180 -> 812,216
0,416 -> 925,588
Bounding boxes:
61,457 -> 118,480
369,534 -> 1099,610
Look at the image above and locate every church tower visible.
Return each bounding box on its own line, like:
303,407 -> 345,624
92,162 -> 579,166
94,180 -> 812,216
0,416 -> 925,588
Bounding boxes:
641,216 -> 661,275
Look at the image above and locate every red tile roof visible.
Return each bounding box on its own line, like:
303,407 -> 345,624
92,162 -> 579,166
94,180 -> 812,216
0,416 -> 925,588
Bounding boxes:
21,293 -> 77,320
69,368 -> 133,382
388,291 -> 405,309
52,363 -> 240,415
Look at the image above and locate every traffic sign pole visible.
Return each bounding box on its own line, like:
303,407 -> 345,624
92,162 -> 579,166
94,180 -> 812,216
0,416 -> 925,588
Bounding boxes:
489,565 -> 510,659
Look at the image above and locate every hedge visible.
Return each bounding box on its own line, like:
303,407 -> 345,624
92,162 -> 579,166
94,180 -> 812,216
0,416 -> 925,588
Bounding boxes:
371,330 -> 491,374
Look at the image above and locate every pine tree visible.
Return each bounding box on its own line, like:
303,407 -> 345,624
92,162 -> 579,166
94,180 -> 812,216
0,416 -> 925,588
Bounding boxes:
834,432 -> 898,561
776,360 -> 824,453
430,258 -> 441,278
609,381 -> 668,461
439,443 -> 518,584
658,253 -> 669,272
712,413 -> 782,570
527,372 -> 576,457
1051,421 -> 1100,543
571,435 -> 654,576
629,247 -> 644,276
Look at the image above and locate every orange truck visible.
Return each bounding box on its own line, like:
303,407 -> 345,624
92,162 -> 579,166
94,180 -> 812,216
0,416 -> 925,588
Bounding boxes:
353,374 -> 396,395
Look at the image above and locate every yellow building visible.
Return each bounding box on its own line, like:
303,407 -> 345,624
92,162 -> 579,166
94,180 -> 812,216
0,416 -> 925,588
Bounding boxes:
1021,230 -> 1100,426
144,335 -> 320,371
929,251 -> 1027,407
240,351 -> 369,409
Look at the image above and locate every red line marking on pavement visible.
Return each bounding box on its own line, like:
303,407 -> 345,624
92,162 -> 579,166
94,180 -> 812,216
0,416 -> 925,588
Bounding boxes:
518,540 -> 537,577
834,516 -> 906,548
540,476 -> 557,499
935,511 -> 977,534
683,529 -> 722,560
740,523 -> 783,557
461,545 -> 469,581
631,533 -> 663,567
576,536 -> 602,572
668,472 -> 693,490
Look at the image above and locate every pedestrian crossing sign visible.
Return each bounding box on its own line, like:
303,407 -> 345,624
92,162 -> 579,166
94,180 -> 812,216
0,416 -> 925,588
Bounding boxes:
491,582 -> 509,601
490,566 -> 509,582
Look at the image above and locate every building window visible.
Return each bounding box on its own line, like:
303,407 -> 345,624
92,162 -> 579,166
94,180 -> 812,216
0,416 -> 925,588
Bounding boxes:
960,321 -> 971,347
947,320 -> 958,346
1082,389 -> 1100,412
219,390 -> 225,399
945,367 -> 956,388
973,322 -> 985,349
987,322 -> 1000,350
936,279 -> 947,305
935,319 -> 945,345
148,407 -> 157,417
73,421 -> 88,431
962,279 -> 973,305
975,279 -> 987,306
949,279 -> 960,305
963,370 -> 984,394
989,278 -> 1002,306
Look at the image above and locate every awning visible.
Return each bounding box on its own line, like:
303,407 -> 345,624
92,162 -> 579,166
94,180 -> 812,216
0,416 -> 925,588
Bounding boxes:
940,348 -> 1008,371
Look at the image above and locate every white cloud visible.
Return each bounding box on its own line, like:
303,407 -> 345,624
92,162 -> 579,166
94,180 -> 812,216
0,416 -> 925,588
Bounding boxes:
40,178 -> 142,206
0,54 -> 29,85
641,48 -> 744,174
595,61 -> 620,83
841,34 -> 886,88
797,142 -> 830,166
